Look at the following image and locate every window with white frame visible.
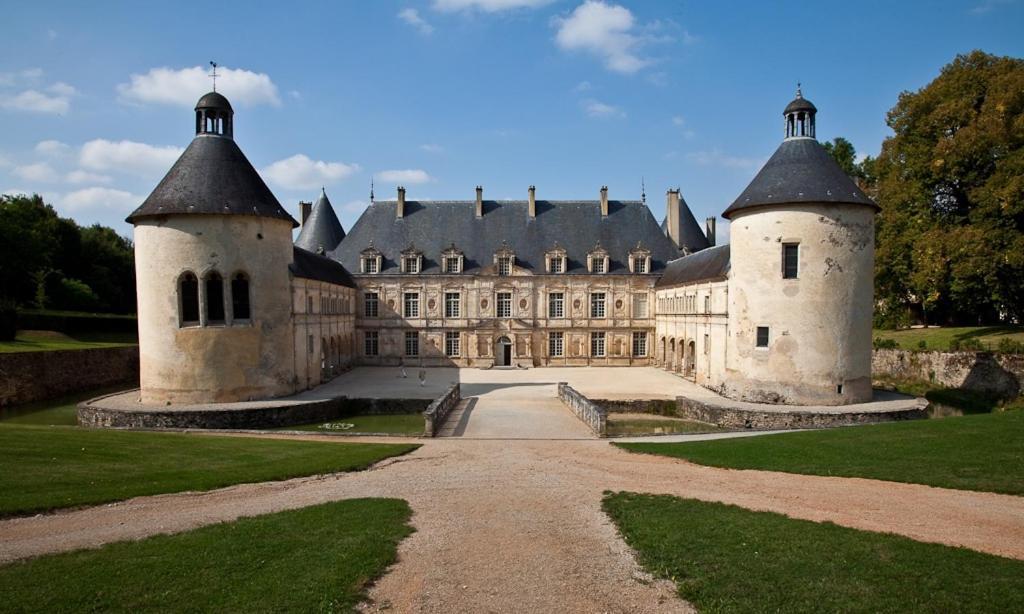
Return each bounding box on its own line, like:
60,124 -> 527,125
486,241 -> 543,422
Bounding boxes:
591,332 -> 606,357
445,292 -> 461,318
445,331 -> 460,357
444,256 -> 461,274
632,332 -> 647,356
634,257 -> 647,273
403,256 -> 420,274
590,292 -> 606,318
405,331 -> 419,356
591,256 -> 606,274
403,292 -> 420,318
363,257 -> 379,274
497,256 -> 512,276
496,292 -> 512,318
549,331 -> 564,357
364,292 -> 379,317
364,331 -> 379,356
633,295 -> 648,318
549,256 -> 564,273
548,292 -> 564,318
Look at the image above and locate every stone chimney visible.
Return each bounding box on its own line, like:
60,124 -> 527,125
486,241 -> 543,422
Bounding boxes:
600,186 -> 609,217
475,186 -> 483,218
396,186 -> 406,219
298,201 -> 312,226
528,185 -> 536,218
706,216 -> 717,247
665,189 -> 681,247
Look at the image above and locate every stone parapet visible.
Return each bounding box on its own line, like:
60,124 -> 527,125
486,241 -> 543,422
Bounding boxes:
557,382 -> 607,436
423,383 -> 461,437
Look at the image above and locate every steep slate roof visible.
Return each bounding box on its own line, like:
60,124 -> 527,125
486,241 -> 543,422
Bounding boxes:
290,246 -> 356,288
722,138 -> 878,220
675,192 -> 712,252
126,136 -> 298,227
334,199 -> 679,275
295,189 -> 346,253
655,244 -> 731,288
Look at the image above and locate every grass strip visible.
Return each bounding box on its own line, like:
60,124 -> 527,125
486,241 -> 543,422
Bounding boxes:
604,493 -> 1024,613
0,424 -> 417,517
616,410 -> 1024,495
0,498 -> 412,612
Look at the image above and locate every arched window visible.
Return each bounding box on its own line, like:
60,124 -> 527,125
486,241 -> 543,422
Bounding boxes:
231,273 -> 250,320
205,271 -> 225,324
179,272 -> 199,326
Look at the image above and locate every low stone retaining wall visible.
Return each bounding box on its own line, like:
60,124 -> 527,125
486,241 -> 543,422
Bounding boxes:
591,398 -> 681,416
673,396 -> 926,430
423,383 -> 461,437
79,393 -> 429,430
873,348 -> 1023,397
557,382 -> 607,436
0,346 -> 139,407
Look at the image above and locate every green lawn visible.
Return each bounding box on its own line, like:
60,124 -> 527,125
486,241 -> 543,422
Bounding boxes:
873,325 -> 1024,351
277,413 -> 425,436
606,417 -> 724,437
616,410 -> 1024,495
0,330 -> 138,353
604,493 -> 1024,613
0,498 -> 412,612
0,425 -> 418,517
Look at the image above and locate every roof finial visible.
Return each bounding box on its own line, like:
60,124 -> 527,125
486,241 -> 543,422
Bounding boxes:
370,179 -> 375,202
796,81 -> 802,98
209,61 -> 219,92
641,176 -> 646,205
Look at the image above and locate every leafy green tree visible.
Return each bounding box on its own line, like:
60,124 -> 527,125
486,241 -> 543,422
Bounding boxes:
872,51 -> 1024,325
822,137 -> 863,179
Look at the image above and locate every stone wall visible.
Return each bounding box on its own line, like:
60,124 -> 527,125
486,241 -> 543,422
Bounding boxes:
672,395 -> 926,430
0,347 -> 139,407
423,383 -> 461,437
557,382 -> 607,436
872,348 -> 1023,398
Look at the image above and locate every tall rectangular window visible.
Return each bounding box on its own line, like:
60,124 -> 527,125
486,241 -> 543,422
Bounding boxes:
591,257 -> 606,273
704,295 -> 711,313
632,332 -> 647,357
363,257 -> 378,274
405,331 -> 419,356
404,256 -> 419,274
590,292 -> 606,318
549,257 -> 563,273
633,295 -> 648,318
308,334 -> 314,355
444,256 -> 461,273
704,333 -> 710,354
364,331 -> 379,356
591,332 -> 606,357
756,326 -> 770,348
783,243 -> 799,279
549,331 -> 564,357
496,292 -> 512,318
444,292 -> 461,318
445,331 -> 460,357
633,257 -> 647,273
403,292 -> 419,318
548,292 -> 564,318
364,292 -> 379,317
497,256 -> 512,276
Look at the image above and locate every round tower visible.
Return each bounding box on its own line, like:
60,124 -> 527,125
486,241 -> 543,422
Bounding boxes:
722,88 -> 879,405
127,92 -> 299,404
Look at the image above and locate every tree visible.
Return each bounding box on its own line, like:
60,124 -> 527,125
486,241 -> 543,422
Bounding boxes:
822,137 -> 863,180
871,51 -> 1024,325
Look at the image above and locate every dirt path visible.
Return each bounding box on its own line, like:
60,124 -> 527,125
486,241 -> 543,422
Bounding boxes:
2,438 -> 1023,612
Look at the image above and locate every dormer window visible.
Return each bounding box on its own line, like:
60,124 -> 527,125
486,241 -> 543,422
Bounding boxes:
442,243 -> 464,274
360,244 -> 382,274
628,244 -> 651,274
546,245 -> 567,274
495,243 -> 515,276
400,244 -> 423,274
588,244 -> 609,274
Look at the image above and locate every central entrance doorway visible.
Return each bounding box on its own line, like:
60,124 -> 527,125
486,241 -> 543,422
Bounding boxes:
495,336 -> 512,367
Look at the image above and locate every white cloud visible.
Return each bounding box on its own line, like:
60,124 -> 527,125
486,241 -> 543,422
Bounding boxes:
13,162 -> 60,183
375,169 -> 433,184
398,8 -> 434,34
48,82 -> 77,97
66,170 -> 113,184
35,139 -> 72,157
419,143 -> 444,153
60,187 -> 141,212
80,139 -> 184,176
262,154 -> 360,190
583,99 -> 624,118
0,68 -> 43,87
0,88 -> 73,114
686,149 -> 762,170
432,0 -> 553,12
671,116 -> 685,126
117,65 -> 281,107
554,1 -> 651,74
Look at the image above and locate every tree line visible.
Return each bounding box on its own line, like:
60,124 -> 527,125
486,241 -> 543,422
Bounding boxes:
0,194 -> 135,315
824,50 -> 1023,327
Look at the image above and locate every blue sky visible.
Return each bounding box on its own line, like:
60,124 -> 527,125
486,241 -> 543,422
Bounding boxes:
2,0 -> 1022,243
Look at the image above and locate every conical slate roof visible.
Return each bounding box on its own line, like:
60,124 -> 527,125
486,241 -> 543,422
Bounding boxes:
722,138 -> 877,220
126,136 -> 298,227
674,192 -> 711,252
295,189 -> 346,253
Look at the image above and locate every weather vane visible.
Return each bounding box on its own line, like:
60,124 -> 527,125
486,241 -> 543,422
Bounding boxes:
370,179 -> 375,202
641,176 -> 646,205
209,61 -> 219,92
